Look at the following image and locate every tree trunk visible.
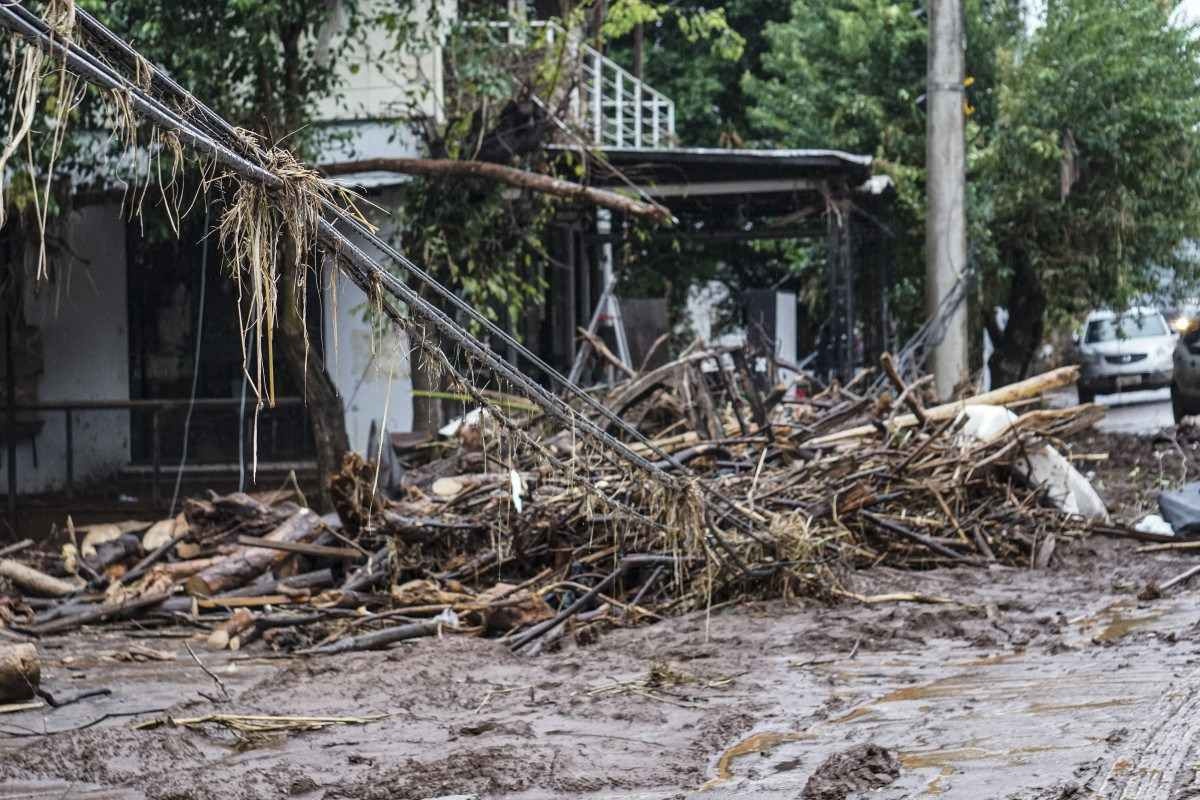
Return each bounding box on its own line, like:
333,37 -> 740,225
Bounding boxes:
987,250 -> 1047,388
277,254 -> 349,510
633,22 -> 645,80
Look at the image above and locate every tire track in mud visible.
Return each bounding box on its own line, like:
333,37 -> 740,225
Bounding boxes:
1093,666 -> 1200,799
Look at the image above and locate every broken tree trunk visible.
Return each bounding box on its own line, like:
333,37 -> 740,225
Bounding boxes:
321,158 -> 671,223
808,366 -> 1081,446
185,509 -> 323,596
0,559 -> 78,597
0,643 -> 40,701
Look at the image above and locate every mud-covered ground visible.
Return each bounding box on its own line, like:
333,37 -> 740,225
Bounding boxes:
5,432 -> 1200,800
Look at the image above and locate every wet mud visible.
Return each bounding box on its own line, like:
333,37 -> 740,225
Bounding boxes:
2,536 -> 1200,799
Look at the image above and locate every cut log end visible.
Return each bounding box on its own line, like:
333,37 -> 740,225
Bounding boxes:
0,643 -> 40,702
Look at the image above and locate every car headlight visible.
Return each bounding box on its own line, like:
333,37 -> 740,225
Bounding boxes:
1174,315 -> 1195,334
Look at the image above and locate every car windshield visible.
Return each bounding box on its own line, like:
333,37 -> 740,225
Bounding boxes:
1084,314 -> 1168,343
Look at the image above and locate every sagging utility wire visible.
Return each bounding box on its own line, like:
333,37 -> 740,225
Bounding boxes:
0,1 -> 768,554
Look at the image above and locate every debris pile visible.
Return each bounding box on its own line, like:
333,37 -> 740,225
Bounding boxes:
0,349 -> 1108,655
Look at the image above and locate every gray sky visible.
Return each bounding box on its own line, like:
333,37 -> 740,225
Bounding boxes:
1024,0 -> 1200,29
1179,0 -> 1200,26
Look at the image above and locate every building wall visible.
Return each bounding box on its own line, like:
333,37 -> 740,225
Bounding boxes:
322,210 -> 415,452
15,203 -> 130,494
313,0 -> 451,124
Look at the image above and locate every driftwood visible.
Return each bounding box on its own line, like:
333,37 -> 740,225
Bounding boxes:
299,621 -> 439,656
186,509 -> 322,596
84,533 -> 142,573
0,352 -> 1102,656
234,536 -> 362,561
808,366 -> 1081,446
29,591 -> 171,636
0,643 -> 39,701
0,539 -> 33,559
0,559 -> 78,597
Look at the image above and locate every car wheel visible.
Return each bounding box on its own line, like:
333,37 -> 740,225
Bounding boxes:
1079,386 -> 1096,404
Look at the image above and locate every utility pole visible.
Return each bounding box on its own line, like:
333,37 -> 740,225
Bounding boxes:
926,0 -> 968,399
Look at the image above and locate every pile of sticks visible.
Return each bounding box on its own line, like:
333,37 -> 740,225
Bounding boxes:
0,350 -> 1103,655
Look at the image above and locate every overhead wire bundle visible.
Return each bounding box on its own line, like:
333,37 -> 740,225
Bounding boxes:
0,0 -> 776,594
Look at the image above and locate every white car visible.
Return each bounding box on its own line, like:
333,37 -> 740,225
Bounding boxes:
1076,308 -> 1176,404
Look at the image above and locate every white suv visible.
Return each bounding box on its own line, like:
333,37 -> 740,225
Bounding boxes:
1076,308 -> 1176,404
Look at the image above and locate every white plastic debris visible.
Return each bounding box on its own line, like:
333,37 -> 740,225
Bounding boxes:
956,405 -> 1109,521
1134,514 -> 1175,536
510,468 -> 526,513
438,407 -> 491,438
956,404 -> 1020,443
432,607 -> 460,628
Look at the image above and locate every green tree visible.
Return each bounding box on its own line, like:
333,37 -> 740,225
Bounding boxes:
608,0 -> 775,146
744,0 -> 1015,333
3,2 -> 657,491
745,0 -> 1200,386
983,0 -> 1200,384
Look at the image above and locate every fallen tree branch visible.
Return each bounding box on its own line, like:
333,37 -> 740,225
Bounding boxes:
321,157 -> 672,223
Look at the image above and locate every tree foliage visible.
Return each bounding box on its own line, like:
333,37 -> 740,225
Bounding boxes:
987,0 -> 1200,314
742,0 -> 1200,384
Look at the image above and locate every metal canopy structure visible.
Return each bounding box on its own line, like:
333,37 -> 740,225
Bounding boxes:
547,145 -> 895,381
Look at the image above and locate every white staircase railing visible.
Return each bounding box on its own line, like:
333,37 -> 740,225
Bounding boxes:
473,19 -> 676,149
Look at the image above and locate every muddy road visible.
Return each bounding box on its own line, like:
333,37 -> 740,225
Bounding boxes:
5,430 -> 1200,799
2,536 -> 1199,800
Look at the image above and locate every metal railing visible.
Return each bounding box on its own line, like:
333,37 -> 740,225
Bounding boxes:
468,18 -> 676,149
3,397 -> 309,507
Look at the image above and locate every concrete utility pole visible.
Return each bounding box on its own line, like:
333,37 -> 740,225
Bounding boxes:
926,0 -> 969,399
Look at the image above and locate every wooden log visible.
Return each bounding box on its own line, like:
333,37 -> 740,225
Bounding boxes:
84,532 -> 142,573
185,509 -> 323,596
0,559 -> 79,597
0,539 -> 33,558
299,621 -> 439,656
219,567 -> 335,599
807,366 -> 1081,446
0,643 -> 39,701
233,536 -> 362,561
206,608 -> 255,651
155,557 -> 222,581
29,592 -> 170,636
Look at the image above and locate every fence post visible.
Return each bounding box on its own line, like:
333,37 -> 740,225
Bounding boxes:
634,81 -> 643,148
592,51 -> 602,144
615,70 -> 624,147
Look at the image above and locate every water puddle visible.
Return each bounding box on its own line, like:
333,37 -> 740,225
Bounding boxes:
1028,697 -> 1136,714
901,744 -> 1066,769
699,730 -> 813,789
923,765 -> 954,796
830,706 -> 875,724
1094,610 -> 1164,642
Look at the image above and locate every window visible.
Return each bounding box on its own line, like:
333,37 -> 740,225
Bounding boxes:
1084,314 -> 1168,344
